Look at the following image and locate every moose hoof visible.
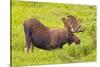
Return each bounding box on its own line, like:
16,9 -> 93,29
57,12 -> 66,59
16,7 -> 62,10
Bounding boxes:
24,47 -> 27,52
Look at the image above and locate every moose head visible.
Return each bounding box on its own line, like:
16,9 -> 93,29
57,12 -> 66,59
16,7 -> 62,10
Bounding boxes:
23,15 -> 84,53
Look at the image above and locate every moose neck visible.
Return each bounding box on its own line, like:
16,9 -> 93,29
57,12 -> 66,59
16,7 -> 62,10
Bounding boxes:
65,31 -> 74,45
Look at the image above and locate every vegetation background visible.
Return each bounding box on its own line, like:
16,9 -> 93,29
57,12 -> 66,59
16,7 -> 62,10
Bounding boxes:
11,0 -> 96,67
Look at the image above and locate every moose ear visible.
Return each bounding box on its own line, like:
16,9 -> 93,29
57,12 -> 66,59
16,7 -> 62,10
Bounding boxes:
61,17 -> 71,32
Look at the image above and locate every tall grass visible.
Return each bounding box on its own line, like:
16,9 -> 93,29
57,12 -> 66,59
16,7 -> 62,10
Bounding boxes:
11,0 -> 96,67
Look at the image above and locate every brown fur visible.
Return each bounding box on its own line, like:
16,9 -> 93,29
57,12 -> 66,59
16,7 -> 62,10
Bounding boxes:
23,18 -> 80,52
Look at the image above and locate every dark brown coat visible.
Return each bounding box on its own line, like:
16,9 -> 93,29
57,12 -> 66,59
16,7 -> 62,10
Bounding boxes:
23,18 -> 80,52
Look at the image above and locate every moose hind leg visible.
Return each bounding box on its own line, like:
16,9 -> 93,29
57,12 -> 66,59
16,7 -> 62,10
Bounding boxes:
24,25 -> 32,53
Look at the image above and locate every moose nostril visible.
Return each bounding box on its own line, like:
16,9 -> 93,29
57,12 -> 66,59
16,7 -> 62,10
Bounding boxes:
75,40 -> 80,44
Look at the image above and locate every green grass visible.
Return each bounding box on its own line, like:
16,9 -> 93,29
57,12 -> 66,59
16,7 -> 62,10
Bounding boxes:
11,0 -> 96,67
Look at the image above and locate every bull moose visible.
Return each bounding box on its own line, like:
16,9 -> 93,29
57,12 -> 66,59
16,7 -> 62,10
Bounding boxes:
23,15 -> 84,52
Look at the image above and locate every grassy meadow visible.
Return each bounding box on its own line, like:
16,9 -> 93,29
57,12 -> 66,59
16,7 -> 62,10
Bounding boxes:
11,0 -> 97,67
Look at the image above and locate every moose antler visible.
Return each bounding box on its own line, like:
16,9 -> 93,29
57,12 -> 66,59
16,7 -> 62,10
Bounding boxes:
62,15 -> 84,33
61,17 -> 71,32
